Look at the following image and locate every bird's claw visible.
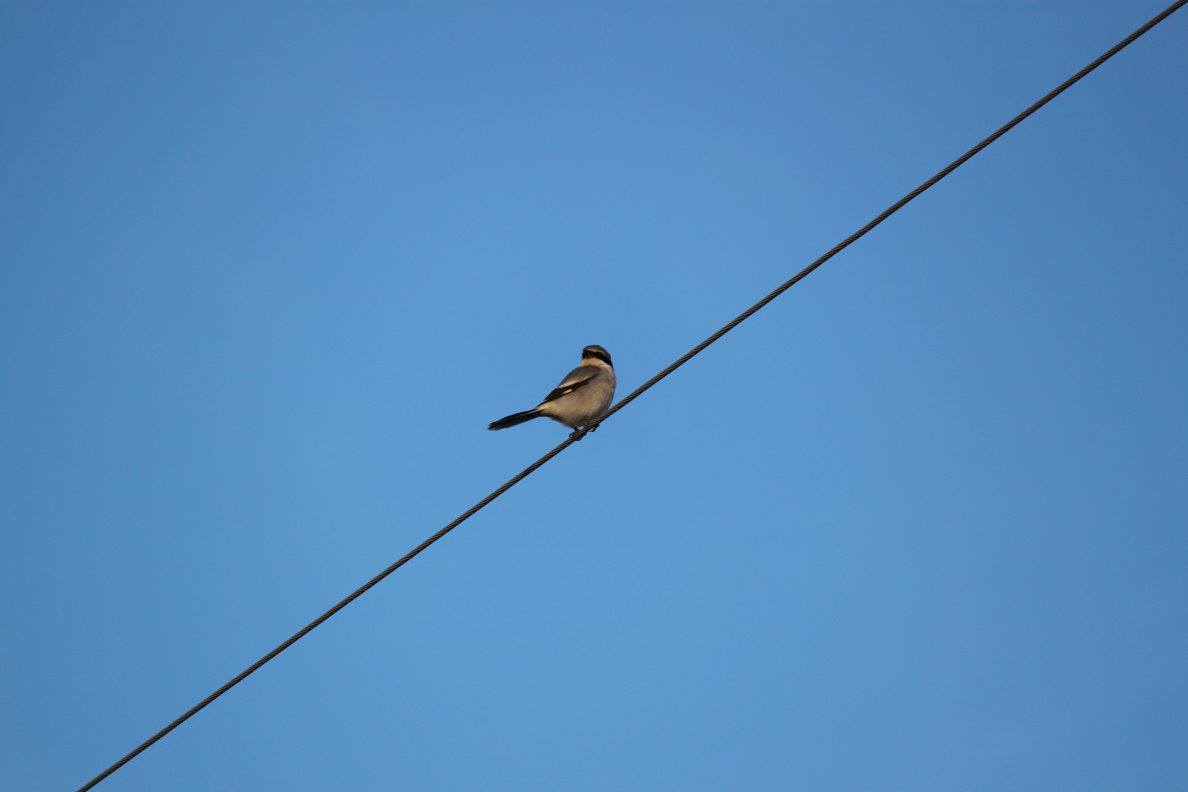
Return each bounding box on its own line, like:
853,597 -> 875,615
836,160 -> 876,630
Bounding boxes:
570,421 -> 601,441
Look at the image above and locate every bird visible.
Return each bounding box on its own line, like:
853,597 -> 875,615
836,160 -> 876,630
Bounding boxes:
489,344 -> 616,436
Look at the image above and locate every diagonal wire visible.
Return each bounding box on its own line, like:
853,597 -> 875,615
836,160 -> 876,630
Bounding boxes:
79,1 -> 1186,788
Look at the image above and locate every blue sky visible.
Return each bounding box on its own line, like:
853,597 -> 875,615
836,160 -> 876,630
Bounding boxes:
3,2 -> 1186,789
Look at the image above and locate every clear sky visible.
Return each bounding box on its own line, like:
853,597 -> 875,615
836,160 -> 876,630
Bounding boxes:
3,2 -> 1186,790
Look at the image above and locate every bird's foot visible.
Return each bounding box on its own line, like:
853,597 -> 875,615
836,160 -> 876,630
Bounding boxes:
569,420 -> 602,441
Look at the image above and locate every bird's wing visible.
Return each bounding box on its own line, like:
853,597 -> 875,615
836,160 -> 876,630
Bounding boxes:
540,364 -> 599,405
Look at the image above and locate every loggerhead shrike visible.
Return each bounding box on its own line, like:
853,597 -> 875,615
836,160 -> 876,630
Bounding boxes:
489,344 -> 616,435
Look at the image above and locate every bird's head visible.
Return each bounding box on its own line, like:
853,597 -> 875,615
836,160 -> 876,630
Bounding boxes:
581,344 -> 613,368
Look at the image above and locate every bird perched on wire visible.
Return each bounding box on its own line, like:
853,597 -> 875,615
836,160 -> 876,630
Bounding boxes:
489,345 -> 616,437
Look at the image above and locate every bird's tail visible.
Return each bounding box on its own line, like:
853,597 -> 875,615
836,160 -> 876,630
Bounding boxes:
488,408 -> 543,431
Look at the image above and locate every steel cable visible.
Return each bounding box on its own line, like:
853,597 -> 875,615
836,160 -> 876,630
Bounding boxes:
80,2 -> 1187,787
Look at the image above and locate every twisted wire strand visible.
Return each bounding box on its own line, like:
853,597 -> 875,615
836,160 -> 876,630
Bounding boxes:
79,2 -> 1187,788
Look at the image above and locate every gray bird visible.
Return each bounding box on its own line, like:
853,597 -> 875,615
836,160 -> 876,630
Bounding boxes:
489,345 -> 616,434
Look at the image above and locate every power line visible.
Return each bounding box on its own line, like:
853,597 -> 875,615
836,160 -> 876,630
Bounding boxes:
79,2 -> 1186,788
